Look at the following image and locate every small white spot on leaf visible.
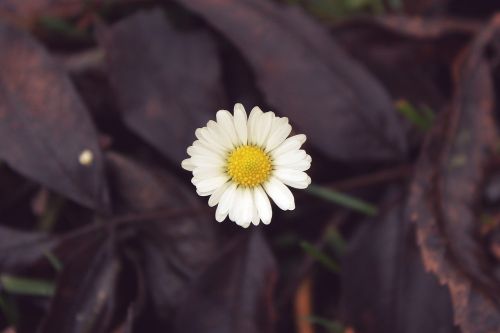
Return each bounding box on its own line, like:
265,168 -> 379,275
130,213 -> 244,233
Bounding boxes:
78,149 -> 93,166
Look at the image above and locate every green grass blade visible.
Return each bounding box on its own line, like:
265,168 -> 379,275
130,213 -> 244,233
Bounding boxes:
307,184 -> 378,216
38,16 -> 88,39
38,195 -> 65,232
0,294 -> 18,325
326,227 -> 347,256
304,315 -> 345,332
44,250 -> 63,272
387,0 -> 403,9
395,100 -> 434,131
0,275 -> 55,297
300,241 -> 340,273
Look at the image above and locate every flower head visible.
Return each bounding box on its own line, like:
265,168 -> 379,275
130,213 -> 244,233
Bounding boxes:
182,103 -> 311,228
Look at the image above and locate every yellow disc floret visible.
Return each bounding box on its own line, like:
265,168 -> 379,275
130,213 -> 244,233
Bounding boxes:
227,145 -> 272,187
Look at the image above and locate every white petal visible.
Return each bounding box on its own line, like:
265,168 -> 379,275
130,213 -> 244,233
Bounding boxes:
233,103 -> 248,145
215,209 -> 228,222
247,106 -> 263,145
254,112 -> 274,147
195,128 -> 204,140
195,129 -> 228,156
251,205 -> 260,226
193,175 -> 229,193
271,114 -> 289,130
241,220 -> 252,228
263,177 -> 295,211
193,140 -> 226,157
273,149 -> 307,166
181,158 -> 194,171
265,120 -> 292,152
207,120 -> 233,151
271,134 -> 307,158
286,155 -> 312,172
229,187 -> 243,223
217,183 -> 237,216
274,168 -> 310,189
187,145 -> 222,159
196,188 -> 215,197
208,181 -> 231,207
216,110 -> 240,146
229,204 -> 238,223
254,185 -> 272,224
197,126 -> 228,152
193,167 -> 225,179
190,154 -> 225,168
238,188 -> 253,227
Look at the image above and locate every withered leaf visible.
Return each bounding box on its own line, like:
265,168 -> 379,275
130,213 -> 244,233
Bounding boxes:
403,0 -> 451,15
0,0 -> 83,26
106,152 -> 218,324
370,16 -> 480,39
0,226 -> 54,273
341,190 -> 458,333
0,22 -> 109,211
408,15 -> 500,333
39,235 -> 119,333
173,231 -> 277,333
99,10 -> 225,164
333,16 -> 473,112
175,0 -> 407,161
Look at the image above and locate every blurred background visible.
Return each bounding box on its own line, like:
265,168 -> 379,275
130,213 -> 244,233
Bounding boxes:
0,0 -> 500,332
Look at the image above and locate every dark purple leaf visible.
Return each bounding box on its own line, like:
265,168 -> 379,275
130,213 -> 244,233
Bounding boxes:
0,22 -> 109,211
0,0 -> 83,23
99,10 -> 225,164
403,0 -> 451,15
369,16 -> 480,39
408,15 -> 500,333
341,190 -> 458,333
39,236 -> 119,333
106,152 -> 219,324
174,231 -> 277,333
334,16 -> 475,112
0,226 -> 54,273
174,0 -> 407,161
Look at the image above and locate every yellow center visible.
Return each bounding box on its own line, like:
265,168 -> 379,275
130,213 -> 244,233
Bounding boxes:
227,145 -> 272,187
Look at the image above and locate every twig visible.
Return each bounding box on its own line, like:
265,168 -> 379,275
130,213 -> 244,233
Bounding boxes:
60,206 -> 210,242
107,206 -> 209,225
58,48 -> 105,73
295,277 -> 315,333
327,164 -> 413,192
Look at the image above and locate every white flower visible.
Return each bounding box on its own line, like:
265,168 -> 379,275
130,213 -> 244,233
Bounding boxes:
181,103 -> 311,228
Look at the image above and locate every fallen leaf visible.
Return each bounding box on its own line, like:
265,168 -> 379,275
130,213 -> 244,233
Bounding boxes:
341,190 -> 458,333
111,304 -> 136,333
0,226 -> 54,273
106,152 -> 219,325
39,236 -> 120,333
0,22 -> 109,211
174,0 -> 407,161
448,1 -> 500,18
99,10 -> 225,164
370,16 -> 480,39
0,0 -> 83,27
408,15 -> 500,333
334,16 -> 474,112
403,0 -> 451,15
173,231 -> 277,333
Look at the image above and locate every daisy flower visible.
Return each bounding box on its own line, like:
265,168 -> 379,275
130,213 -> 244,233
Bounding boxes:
181,103 -> 311,228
